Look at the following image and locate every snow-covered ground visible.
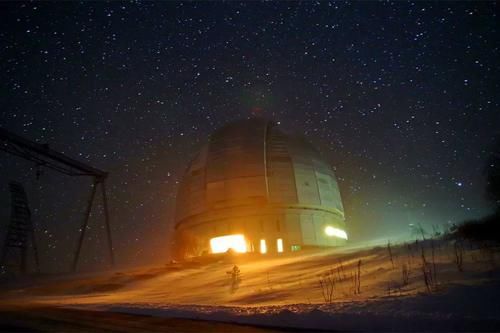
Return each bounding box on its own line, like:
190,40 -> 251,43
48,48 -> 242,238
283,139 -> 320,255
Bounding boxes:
88,281 -> 500,332
3,239 -> 500,331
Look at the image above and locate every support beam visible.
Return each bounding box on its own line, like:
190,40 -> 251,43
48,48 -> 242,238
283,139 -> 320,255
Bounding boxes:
30,224 -> 40,273
72,179 -> 98,272
101,180 -> 115,266
0,128 -> 107,178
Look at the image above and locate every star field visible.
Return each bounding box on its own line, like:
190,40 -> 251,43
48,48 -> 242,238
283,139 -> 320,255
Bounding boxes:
0,2 -> 498,271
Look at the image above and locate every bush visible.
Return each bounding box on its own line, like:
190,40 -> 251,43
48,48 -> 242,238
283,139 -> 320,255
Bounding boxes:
227,265 -> 241,293
455,214 -> 500,243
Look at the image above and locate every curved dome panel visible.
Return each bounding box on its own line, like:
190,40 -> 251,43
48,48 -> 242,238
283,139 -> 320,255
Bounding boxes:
175,118 -> 346,254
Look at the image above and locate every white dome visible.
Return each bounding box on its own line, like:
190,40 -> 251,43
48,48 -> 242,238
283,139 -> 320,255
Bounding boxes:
175,118 -> 346,254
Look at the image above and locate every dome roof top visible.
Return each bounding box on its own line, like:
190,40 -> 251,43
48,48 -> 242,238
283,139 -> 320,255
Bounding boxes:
175,118 -> 344,226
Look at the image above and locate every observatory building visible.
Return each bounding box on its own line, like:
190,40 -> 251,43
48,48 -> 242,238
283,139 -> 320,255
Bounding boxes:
174,118 -> 347,256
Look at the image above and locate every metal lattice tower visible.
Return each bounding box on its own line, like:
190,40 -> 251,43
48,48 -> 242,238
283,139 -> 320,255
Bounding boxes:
0,128 -> 114,272
1,182 -> 40,274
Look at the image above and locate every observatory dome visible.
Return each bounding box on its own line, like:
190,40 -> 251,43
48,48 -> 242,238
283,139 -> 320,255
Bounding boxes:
174,118 -> 346,256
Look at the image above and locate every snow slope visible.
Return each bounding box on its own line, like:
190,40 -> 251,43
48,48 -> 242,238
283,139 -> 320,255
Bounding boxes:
3,240 -> 500,331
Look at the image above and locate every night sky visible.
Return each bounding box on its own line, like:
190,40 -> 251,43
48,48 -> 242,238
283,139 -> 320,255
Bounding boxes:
0,2 -> 498,272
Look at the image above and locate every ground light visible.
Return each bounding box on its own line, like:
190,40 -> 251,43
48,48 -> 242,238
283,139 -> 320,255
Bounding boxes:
277,238 -> 284,252
260,239 -> 267,253
209,234 -> 247,253
324,226 -> 348,240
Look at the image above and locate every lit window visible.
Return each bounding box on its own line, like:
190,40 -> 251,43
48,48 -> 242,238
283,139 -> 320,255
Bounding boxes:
277,238 -> 283,253
210,234 -> 247,253
324,226 -> 348,240
260,239 -> 267,254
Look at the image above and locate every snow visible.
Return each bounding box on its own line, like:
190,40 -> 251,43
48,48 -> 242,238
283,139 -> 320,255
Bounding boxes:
3,239 -> 500,331
61,280 -> 497,332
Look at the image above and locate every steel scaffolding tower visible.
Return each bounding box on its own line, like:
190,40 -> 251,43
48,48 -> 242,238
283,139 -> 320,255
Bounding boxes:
1,182 -> 40,273
0,128 -> 114,272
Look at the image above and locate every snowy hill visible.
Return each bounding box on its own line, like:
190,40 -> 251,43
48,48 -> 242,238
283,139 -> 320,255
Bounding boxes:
2,239 -> 500,331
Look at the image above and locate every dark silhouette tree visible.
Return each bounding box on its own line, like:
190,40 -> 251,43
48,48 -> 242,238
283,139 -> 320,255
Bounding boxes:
454,138 -> 500,242
485,137 -> 500,212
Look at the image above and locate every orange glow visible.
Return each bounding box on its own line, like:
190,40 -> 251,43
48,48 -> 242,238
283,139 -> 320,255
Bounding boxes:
260,239 -> 267,254
277,238 -> 284,253
210,234 -> 247,253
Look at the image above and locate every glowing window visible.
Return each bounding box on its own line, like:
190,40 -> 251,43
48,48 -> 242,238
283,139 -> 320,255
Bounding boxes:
324,226 -> 348,240
210,234 -> 247,254
260,239 -> 267,254
277,238 -> 284,253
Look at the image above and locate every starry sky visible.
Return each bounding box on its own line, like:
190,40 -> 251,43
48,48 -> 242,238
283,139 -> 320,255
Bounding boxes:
0,1 -> 498,272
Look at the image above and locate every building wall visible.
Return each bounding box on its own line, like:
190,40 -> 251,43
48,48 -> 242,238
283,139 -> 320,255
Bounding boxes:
177,206 -> 346,255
